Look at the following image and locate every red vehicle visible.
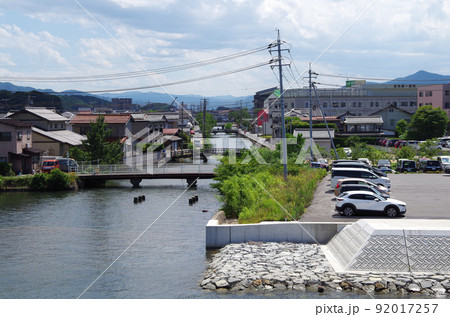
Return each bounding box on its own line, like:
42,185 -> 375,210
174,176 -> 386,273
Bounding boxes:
41,159 -> 60,173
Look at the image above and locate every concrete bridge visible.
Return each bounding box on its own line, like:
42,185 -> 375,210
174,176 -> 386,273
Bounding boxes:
76,163 -> 216,188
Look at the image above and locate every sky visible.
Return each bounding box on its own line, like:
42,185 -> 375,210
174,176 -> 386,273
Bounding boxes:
1,0 -> 450,99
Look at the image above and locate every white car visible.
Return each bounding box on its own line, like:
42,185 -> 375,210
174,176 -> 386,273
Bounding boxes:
335,191 -> 406,218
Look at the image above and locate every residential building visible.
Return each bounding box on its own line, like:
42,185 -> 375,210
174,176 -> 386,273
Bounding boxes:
293,128 -> 335,152
31,127 -> 87,157
340,116 -> 384,137
0,118 -> 40,174
370,105 -> 413,135
7,107 -> 68,131
69,113 -> 132,142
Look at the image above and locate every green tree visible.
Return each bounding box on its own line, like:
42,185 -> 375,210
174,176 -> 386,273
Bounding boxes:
75,115 -> 123,164
407,105 -> 448,140
228,108 -> 251,128
395,119 -> 409,138
417,139 -> 441,158
196,112 -> 217,138
394,145 -> 416,160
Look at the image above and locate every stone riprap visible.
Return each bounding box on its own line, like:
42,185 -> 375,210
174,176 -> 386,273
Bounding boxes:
201,242 -> 450,297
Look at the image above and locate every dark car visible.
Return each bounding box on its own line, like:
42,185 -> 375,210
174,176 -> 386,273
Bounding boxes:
396,159 -> 417,173
420,159 -> 442,172
338,184 -> 390,198
310,162 -> 329,171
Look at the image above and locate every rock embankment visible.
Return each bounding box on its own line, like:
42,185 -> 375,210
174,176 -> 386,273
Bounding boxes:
201,242 -> 450,296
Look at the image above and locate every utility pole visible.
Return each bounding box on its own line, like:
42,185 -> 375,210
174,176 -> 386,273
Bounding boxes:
276,29 -> 288,181
308,64 -> 314,162
202,98 -> 208,141
181,101 -> 184,150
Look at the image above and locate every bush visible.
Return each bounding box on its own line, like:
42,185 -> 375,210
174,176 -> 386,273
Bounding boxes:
46,169 -> 71,191
30,173 -> 48,191
0,162 -> 14,176
1,176 -> 32,188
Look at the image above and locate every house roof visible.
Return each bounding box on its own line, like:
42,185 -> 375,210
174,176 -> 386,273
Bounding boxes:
70,113 -> 131,124
0,118 -> 32,128
299,116 -> 340,122
163,128 -> 179,135
344,116 -> 384,125
369,105 -> 414,116
32,127 -> 87,146
10,107 -> 67,122
293,128 -> 335,139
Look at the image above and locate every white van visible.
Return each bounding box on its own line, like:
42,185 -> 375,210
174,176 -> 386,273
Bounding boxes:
331,167 -> 391,189
437,156 -> 450,171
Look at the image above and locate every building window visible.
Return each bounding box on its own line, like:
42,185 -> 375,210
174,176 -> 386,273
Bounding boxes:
358,102 -> 362,107
419,92 -> 423,97
323,102 -> 327,108
401,102 -> 408,107
445,103 -> 450,109
390,119 -> 395,127
352,102 -> 357,107
389,107 -> 394,112
332,102 -> 338,107
370,102 -> 374,107
341,102 -> 346,107
375,102 -> 379,107
446,91 -> 450,96
419,103 -> 423,107
0,132 -> 12,141
410,101 -> 416,107
392,102 -> 397,106
17,132 -> 22,140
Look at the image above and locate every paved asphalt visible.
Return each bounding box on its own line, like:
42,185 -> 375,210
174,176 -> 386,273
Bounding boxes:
300,172 -> 450,222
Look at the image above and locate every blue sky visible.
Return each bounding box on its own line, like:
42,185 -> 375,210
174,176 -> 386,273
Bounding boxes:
1,0 -> 450,98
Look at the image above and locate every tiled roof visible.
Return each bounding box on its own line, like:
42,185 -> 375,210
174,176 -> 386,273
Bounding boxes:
0,118 -> 32,128
294,128 -> 335,139
14,107 -> 67,121
70,114 -> 131,124
32,127 -> 86,146
163,128 -> 179,135
344,116 -> 383,125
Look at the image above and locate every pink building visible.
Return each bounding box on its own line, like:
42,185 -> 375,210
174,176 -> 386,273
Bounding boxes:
0,119 -> 41,174
417,84 -> 450,118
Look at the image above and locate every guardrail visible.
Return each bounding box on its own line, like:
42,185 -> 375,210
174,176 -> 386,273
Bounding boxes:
76,163 -> 216,175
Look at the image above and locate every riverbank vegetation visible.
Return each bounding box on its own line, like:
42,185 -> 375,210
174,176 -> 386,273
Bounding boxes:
213,134 -> 327,224
0,169 -> 77,191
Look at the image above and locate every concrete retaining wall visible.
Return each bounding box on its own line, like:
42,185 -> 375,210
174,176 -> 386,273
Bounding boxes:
206,211 -> 349,248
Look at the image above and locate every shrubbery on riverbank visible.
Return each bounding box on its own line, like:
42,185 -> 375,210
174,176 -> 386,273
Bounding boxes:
1,169 -> 77,191
213,135 -> 327,223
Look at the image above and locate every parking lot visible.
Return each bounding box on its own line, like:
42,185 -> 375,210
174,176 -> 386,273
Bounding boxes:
301,172 -> 450,222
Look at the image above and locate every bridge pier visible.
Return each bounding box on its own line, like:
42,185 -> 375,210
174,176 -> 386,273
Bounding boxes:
130,178 -> 142,188
186,178 -> 197,189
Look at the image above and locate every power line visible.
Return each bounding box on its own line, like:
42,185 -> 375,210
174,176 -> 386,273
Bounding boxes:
0,45 -> 272,83
51,60 -> 273,94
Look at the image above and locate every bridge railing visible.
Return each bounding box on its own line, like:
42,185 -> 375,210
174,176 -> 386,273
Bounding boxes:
77,163 -> 216,175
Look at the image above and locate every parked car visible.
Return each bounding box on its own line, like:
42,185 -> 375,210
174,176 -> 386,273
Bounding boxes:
333,161 -> 387,177
310,161 -> 329,171
358,158 -> 371,166
377,159 -> 392,172
396,159 -> 417,173
334,178 -> 390,197
337,184 -> 390,198
335,191 -> 406,218
437,156 -> 450,171
419,159 -> 442,172
331,167 -> 391,189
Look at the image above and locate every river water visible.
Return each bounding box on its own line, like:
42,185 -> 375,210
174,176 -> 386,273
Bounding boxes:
0,134 -> 375,299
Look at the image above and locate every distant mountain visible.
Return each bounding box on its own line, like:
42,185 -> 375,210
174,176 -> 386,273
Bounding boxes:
0,82 -> 53,93
0,82 -> 253,109
387,70 -> 450,85
99,91 -> 253,109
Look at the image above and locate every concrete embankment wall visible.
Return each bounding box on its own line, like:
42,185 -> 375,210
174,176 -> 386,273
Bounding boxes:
324,219 -> 450,273
206,211 -> 349,248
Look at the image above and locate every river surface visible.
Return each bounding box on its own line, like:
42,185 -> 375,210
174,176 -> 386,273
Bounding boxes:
0,134 -> 392,299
